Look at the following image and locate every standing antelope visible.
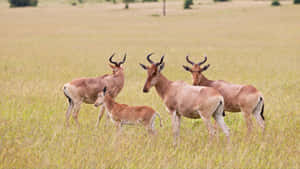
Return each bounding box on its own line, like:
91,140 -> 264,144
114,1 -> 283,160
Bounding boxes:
182,55 -> 265,134
140,53 -> 230,145
63,53 -> 126,127
94,87 -> 162,135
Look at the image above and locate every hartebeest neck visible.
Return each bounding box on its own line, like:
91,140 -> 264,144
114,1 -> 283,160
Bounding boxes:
199,75 -> 214,87
154,74 -> 172,100
103,95 -> 117,112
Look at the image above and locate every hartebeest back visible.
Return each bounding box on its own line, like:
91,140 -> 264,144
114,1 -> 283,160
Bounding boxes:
63,53 -> 126,127
140,53 -> 230,145
94,87 -> 162,134
182,55 -> 265,133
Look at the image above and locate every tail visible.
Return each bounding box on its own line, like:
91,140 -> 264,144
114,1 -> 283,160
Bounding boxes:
254,97 -> 265,121
214,99 -> 225,118
63,84 -> 72,105
155,112 -> 163,127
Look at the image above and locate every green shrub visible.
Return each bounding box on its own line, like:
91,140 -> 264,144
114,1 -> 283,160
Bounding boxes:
184,0 -> 193,9
143,0 -> 158,2
271,0 -> 280,6
294,0 -> 300,4
9,0 -> 38,7
214,0 -> 229,2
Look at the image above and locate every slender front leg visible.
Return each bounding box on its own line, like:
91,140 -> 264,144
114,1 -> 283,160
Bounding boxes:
171,111 -> 181,146
95,106 -> 105,128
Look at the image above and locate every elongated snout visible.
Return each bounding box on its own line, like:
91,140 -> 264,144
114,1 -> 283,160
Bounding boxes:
94,102 -> 102,107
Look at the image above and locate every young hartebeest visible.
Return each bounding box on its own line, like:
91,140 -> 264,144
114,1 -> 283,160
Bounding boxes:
94,87 -> 162,134
140,53 -> 230,145
63,53 -> 126,127
182,55 -> 265,134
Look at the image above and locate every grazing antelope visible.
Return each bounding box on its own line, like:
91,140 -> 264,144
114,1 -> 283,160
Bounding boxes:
182,55 -> 265,134
94,87 -> 162,135
140,53 -> 230,145
63,53 -> 126,127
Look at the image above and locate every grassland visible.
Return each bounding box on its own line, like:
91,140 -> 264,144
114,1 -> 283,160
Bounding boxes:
0,0 -> 300,168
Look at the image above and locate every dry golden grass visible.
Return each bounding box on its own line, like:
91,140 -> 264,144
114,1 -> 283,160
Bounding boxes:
0,1 -> 299,168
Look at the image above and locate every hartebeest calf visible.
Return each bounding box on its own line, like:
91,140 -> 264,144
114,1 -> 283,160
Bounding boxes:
182,55 -> 265,134
94,87 -> 162,134
140,53 -> 230,145
63,53 -> 126,127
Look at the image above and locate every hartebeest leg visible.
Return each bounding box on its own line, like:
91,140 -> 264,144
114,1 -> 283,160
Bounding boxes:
171,111 -> 181,146
65,101 -> 74,127
72,102 -> 81,127
213,114 -> 230,142
198,111 -> 215,141
242,111 -> 253,135
95,106 -> 106,128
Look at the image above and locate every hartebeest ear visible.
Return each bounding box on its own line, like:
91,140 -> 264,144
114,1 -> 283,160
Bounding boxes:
159,62 -> 165,72
103,86 -> 107,95
139,63 -> 148,70
202,64 -> 210,71
182,65 -> 191,72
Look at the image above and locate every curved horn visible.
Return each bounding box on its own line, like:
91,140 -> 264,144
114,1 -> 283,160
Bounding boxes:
197,56 -> 207,66
146,53 -> 154,64
186,55 -> 195,65
119,53 -> 126,65
109,53 -> 118,66
157,55 -> 164,65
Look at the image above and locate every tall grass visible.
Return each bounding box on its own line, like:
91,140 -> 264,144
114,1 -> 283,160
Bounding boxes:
0,2 -> 299,168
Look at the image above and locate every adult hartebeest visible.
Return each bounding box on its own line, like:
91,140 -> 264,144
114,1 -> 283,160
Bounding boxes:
140,53 -> 230,145
182,55 -> 265,134
94,87 -> 162,135
63,53 -> 126,127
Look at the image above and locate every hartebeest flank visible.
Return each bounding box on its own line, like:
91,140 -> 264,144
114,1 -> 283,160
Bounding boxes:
63,53 -> 126,127
182,55 -> 265,133
94,87 -> 162,134
140,53 -> 230,145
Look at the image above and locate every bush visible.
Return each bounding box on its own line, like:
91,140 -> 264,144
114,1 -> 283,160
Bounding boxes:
184,0 -> 193,9
214,0 -> 229,2
9,0 -> 38,7
271,0 -> 280,6
143,0 -> 158,2
294,0 -> 300,4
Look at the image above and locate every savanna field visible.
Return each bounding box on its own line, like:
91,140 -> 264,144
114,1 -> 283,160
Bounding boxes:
0,0 -> 299,168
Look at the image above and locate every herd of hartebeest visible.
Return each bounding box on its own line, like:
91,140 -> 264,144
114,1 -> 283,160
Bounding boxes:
63,53 -> 265,145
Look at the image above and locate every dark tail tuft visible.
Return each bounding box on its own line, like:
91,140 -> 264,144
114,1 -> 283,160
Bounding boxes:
222,111 -> 226,117
63,87 -> 72,105
260,104 -> 265,120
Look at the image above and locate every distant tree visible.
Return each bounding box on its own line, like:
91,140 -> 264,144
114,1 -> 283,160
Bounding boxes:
123,0 -> 134,9
271,0 -> 280,6
9,0 -> 38,7
184,0 -> 193,9
294,0 -> 300,4
214,0 -> 229,2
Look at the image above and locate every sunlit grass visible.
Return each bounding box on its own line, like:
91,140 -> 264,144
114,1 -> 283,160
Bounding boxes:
0,1 -> 299,168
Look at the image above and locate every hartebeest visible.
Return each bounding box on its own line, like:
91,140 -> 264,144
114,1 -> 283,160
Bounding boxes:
140,53 -> 230,145
182,55 -> 265,134
63,53 -> 126,127
94,87 -> 162,134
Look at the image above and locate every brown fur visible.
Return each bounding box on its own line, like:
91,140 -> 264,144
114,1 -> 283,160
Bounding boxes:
63,54 -> 126,127
140,54 -> 230,146
183,55 -> 265,134
94,88 -> 162,134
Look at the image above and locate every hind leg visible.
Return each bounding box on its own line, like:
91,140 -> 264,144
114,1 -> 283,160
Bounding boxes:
242,111 -> 253,135
72,102 -> 81,127
65,99 -> 74,127
213,113 -> 230,142
147,117 -> 157,136
253,109 -> 265,132
198,111 -> 216,141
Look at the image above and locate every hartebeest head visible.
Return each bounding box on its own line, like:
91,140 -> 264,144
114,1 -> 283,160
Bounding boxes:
139,53 -> 165,93
109,53 -> 126,74
182,55 -> 210,85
